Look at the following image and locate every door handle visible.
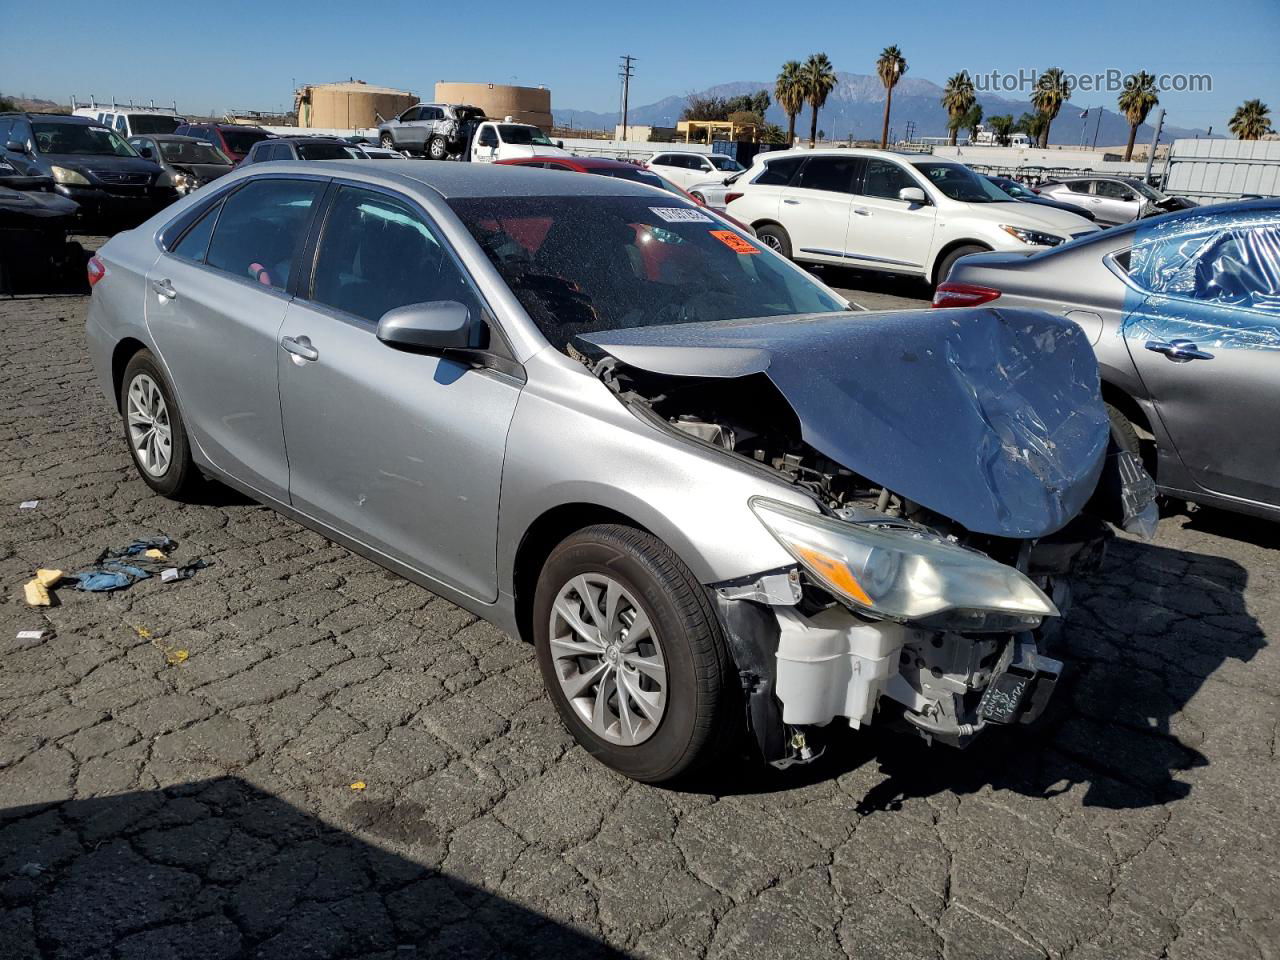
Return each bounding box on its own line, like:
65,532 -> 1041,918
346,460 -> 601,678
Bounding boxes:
281,335 -> 319,362
782,198 -> 801,205
853,207 -> 871,216
151,278 -> 176,299
1145,339 -> 1214,362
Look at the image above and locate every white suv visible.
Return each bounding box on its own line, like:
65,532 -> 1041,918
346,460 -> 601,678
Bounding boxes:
726,148 -> 1100,286
645,151 -> 745,191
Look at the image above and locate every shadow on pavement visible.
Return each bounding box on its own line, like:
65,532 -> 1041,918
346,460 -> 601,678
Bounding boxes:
0,778 -> 624,959
715,536 -> 1264,811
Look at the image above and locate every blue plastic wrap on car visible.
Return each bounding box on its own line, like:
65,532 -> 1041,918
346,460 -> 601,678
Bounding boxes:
582,307 -> 1111,538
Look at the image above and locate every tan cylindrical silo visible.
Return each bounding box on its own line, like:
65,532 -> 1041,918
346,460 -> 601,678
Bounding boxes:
433,83 -> 552,129
300,82 -> 417,129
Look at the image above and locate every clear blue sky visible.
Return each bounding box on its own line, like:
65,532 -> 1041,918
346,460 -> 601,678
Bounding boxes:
5,0 -> 1277,132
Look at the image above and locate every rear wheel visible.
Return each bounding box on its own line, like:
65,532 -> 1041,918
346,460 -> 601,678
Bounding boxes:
1105,403 -> 1142,458
755,223 -> 792,259
934,244 -> 987,287
120,350 -> 198,498
533,525 -> 737,783
427,136 -> 449,161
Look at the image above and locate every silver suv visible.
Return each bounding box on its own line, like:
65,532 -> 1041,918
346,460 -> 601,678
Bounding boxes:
85,161 -> 1153,783
377,103 -> 487,160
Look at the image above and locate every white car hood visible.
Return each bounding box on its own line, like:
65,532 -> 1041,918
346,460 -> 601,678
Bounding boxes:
981,201 -> 1098,234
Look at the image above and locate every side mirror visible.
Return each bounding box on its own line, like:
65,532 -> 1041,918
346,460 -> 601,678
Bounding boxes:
556,140 -> 564,149
898,186 -> 927,205
377,301 -> 473,352
5,140 -> 27,154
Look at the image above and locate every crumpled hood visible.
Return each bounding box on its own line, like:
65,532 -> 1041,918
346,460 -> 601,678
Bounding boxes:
581,308 -> 1110,538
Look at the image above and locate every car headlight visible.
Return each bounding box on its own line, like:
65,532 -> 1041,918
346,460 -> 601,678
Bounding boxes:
750,498 -> 1057,631
999,224 -> 1064,246
51,165 -> 90,186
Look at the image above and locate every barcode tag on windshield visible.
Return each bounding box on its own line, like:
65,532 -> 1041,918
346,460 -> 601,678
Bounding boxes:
650,207 -> 713,224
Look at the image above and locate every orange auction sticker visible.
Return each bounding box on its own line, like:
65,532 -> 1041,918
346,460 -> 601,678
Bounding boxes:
710,230 -> 760,254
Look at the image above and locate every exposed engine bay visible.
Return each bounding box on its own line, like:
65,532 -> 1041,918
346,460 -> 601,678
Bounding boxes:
572,309 -> 1157,767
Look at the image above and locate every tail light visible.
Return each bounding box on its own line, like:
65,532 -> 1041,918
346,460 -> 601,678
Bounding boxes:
724,192 -> 743,205
932,282 -> 1001,308
86,255 -> 106,288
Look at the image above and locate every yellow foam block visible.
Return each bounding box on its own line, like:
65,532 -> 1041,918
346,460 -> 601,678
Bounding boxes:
144,548 -> 167,559
35,568 -> 63,587
23,579 -> 50,606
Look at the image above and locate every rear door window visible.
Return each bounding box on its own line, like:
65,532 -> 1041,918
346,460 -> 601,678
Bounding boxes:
171,200 -> 223,262
754,156 -> 804,186
205,179 -> 323,290
1096,181 -> 1134,200
309,185 -> 486,326
794,156 -> 860,194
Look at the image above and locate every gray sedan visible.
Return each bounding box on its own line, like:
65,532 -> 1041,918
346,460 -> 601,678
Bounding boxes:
939,198 -> 1280,523
85,162 -> 1151,782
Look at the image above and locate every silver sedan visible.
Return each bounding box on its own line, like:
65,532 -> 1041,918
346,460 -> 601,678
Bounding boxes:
86,161 -> 1149,781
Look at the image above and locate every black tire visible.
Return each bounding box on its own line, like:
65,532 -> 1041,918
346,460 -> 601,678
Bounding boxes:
532,524 -> 737,783
755,223 -> 792,259
1105,403 -> 1142,458
380,133 -> 395,150
427,136 -> 449,161
690,191 -> 706,204
119,349 -> 199,498
934,244 -> 987,287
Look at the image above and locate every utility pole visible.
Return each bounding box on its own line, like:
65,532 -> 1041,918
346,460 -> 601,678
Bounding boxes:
619,55 -> 636,141
1144,108 -> 1165,183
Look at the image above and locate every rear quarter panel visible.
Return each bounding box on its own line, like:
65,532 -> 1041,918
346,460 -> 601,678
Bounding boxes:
85,230 -> 164,406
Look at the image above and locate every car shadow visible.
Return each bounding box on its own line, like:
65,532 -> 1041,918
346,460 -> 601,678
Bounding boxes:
1,777 -> 625,959
0,239 -> 91,297
708,535 -> 1264,811
804,262 -> 934,303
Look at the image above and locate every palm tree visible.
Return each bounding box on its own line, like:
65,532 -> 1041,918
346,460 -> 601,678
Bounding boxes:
876,45 -> 907,148
801,53 -> 837,148
941,71 -> 976,147
775,61 -> 805,147
987,114 -> 1014,146
961,103 -> 984,143
1229,99 -> 1273,140
1031,67 -> 1072,147
1118,71 -> 1159,161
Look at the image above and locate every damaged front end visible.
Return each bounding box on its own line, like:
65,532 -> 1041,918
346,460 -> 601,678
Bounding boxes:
577,307 -> 1157,766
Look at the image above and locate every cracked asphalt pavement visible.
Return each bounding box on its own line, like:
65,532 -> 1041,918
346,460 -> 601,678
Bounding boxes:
2,288 -> 1279,960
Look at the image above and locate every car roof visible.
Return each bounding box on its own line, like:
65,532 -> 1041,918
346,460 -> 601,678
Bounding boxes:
137,134 -> 208,143
8,113 -> 97,125
229,160 -> 670,200
751,146 -> 936,164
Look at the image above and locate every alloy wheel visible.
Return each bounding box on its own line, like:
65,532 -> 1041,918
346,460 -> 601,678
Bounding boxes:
126,374 -> 173,477
549,573 -> 668,745
760,233 -> 783,251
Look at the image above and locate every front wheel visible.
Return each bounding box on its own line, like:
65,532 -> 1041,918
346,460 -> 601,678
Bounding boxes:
380,133 -> 395,150
533,525 -> 737,783
755,223 -> 792,259
427,136 -> 449,161
120,350 -> 198,498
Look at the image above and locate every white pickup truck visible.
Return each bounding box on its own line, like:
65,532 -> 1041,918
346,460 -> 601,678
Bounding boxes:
470,120 -> 570,163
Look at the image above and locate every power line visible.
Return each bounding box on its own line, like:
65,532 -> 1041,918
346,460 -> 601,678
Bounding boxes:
619,55 -> 636,141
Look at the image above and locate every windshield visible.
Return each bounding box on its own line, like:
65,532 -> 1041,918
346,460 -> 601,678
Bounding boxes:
708,155 -> 744,172
129,115 -> 183,135
298,142 -> 365,160
989,177 -> 1033,199
449,195 -> 846,350
32,123 -> 137,157
913,161 -> 1010,203
221,128 -> 271,154
498,125 -> 553,146
159,140 -> 230,165
1129,180 -> 1165,201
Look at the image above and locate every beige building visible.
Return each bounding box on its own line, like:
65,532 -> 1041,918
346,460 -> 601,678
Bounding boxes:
434,82 -> 552,129
294,81 -> 416,129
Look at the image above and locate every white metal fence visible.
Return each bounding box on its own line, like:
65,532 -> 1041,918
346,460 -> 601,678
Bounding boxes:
1160,139 -> 1280,204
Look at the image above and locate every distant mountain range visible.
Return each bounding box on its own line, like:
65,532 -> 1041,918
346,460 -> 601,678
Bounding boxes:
555,72 -> 1212,146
